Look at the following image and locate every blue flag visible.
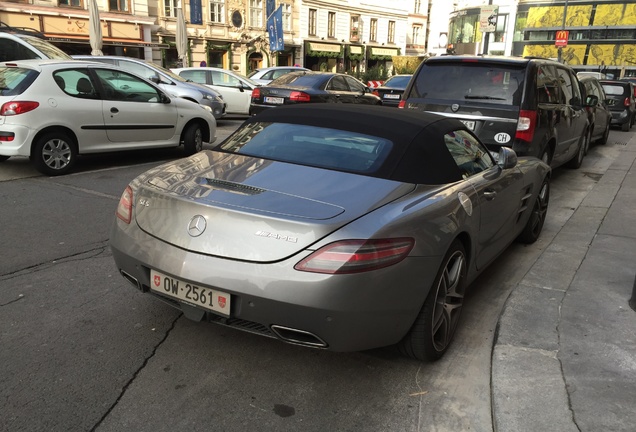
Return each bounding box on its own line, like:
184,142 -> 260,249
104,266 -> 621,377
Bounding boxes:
266,0 -> 276,19
267,6 -> 284,52
190,0 -> 203,25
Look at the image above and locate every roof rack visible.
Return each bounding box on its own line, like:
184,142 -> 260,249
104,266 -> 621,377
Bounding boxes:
0,21 -> 46,39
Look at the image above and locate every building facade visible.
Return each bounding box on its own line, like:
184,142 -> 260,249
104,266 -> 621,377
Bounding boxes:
512,0 -> 636,77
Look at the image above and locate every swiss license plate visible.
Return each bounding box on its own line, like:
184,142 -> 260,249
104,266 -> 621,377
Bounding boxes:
384,94 -> 400,99
150,270 -> 231,316
460,120 -> 476,130
264,96 -> 284,104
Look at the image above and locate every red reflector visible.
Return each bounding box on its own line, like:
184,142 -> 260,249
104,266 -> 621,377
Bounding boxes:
372,90 -> 380,97
290,91 -> 311,102
515,110 -> 537,143
251,88 -> 261,99
116,186 -> 133,224
0,133 -> 15,142
0,101 -> 39,116
294,238 -> 414,274
398,100 -> 406,109
624,97 -> 630,107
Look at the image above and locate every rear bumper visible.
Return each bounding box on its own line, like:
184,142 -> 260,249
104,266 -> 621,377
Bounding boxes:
0,124 -> 34,157
609,109 -> 632,125
109,219 -> 440,352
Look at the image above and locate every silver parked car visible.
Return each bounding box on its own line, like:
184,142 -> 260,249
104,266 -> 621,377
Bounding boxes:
110,104 -> 551,361
73,55 -> 226,119
247,65 -> 310,85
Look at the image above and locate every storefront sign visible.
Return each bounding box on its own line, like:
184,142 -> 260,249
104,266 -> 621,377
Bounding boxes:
309,43 -> 341,53
370,47 -> 398,57
349,46 -> 363,54
480,6 -> 499,33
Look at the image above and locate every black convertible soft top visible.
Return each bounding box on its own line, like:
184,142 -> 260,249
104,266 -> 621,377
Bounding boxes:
242,104 -> 475,185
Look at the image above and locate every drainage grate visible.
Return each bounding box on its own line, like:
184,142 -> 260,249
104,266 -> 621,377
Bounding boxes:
614,141 -> 628,146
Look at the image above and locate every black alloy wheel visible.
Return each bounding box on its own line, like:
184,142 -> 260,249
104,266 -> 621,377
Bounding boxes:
517,179 -> 550,244
398,240 -> 467,361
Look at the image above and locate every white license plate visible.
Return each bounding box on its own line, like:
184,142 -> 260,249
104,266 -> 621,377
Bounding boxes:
150,270 -> 231,316
460,120 -> 476,130
264,96 -> 284,104
384,94 -> 400,99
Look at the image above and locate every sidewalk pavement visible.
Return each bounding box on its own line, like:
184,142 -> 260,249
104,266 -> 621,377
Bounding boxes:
491,135 -> 636,432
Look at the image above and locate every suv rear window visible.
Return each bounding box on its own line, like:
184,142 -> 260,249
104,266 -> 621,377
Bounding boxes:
411,63 -> 524,106
0,66 -> 39,96
601,84 -> 628,96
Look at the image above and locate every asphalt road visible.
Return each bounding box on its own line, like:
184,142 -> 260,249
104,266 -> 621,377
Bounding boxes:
0,121 -> 628,432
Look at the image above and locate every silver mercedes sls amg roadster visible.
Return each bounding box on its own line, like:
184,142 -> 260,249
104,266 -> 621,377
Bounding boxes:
110,104 -> 551,361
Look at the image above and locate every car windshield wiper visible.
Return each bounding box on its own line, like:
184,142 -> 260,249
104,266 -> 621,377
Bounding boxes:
464,95 -> 506,100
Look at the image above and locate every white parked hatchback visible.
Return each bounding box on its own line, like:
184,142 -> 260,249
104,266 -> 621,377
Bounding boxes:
0,59 -> 216,175
172,67 -> 259,116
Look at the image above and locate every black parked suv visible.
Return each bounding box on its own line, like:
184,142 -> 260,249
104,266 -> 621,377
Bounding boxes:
599,80 -> 636,131
399,55 -> 591,169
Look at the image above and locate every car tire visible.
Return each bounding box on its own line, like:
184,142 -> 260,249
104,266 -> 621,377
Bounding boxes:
598,121 -> 610,145
398,240 -> 467,362
517,178 -> 550,244
567,130 -> 587,169
0,155 -> 9,162
182,122 -> 204,155
32,132 -> 76,176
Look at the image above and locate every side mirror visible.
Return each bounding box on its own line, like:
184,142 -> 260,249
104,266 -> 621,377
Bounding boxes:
149,76 -> 161,84
569,96 -> 582,107
585,94 -> 599,107
159,92 -> 171,104
498,147 -> 518,170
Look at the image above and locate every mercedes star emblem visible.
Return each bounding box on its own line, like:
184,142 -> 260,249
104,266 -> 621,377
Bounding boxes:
187,215 -> 207,237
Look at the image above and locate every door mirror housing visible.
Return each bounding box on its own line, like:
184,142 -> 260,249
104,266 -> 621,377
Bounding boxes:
585,94 -> 599,107
498,147 -> 518,170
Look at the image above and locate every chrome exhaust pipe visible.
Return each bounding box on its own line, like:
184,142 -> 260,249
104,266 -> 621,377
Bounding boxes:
271,325 -> 328,348
119,270 -> 142,291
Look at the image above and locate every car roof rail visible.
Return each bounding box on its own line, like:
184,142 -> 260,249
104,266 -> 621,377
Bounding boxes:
0,21 -> 46,39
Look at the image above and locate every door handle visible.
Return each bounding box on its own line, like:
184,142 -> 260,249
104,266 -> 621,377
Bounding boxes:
110,107 -> 119,114
483,190 -> 497,200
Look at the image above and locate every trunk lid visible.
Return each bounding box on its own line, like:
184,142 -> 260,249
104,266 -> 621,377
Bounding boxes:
134,151 -> 416,262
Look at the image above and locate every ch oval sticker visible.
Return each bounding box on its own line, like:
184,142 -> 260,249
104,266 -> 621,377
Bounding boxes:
494,132 -> 511,144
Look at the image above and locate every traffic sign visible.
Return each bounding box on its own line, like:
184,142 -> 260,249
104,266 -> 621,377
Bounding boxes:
555,30 -> 569,47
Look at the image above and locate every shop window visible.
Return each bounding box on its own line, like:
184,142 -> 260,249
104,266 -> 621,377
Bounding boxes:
494,14 -> 507,43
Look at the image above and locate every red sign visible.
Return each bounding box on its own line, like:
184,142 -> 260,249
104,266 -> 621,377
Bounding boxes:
555,30 -> 569,47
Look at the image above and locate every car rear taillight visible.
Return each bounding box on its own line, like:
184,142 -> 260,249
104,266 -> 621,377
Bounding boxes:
290,91 -> 311,102
0,132 -> 15,142
116,186 -> 133,224
398,100 -> 406,109
294,238 -> 414,274
515,110 -> 537,143
0,101 -> 39,116
251,88 -> 261,99
624,97 -> 631,107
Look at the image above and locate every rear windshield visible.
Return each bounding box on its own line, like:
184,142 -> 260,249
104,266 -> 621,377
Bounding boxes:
0,67 -> 39,96
412,63 -> 524,106
384,75 -> 411,88
20,35 -> 72,59
218,122 -> 393,174
601,84 -> 628,96
269,74 -> 322,87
